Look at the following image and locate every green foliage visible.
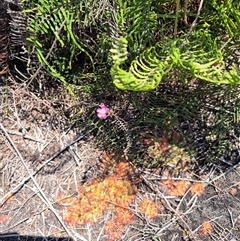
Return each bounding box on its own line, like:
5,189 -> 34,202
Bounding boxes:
20,0 -> 240,168
110,37 -> 170,91
109,0 -> 240,91
22,0 -> 240,92
23,0 -> 111,94
110,33 -> 240,91
122,0 -> 159,53
211,0 -> 240,37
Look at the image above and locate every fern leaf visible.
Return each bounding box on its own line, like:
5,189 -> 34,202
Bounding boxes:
110,37 -> 167,91
110,33 -> 240,91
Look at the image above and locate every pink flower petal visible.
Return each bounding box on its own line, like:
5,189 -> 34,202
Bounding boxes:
96,103 -> 110,119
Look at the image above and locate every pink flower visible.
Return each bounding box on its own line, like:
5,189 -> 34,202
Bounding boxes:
96,103 -> 110,119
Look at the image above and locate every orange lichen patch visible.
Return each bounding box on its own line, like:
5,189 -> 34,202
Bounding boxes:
229,187 -> 238,196
100,153 -> 118,174
199,221 -> 213,235
115,161 -> 130,177
100,153 -> 136,179
104,220 -> 124,241
0,214 -> 10,224
57,154 -> 164,239
190,182 -> 206,197
115,207 -> 135,224
138,197 -> 158,219
161,179 -> 191,197
59,170 -> 136,227
146,135 -> 192,169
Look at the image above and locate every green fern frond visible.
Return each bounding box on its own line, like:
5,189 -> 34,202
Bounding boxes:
110,37 -> 171,91
110,33 -> 240,91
